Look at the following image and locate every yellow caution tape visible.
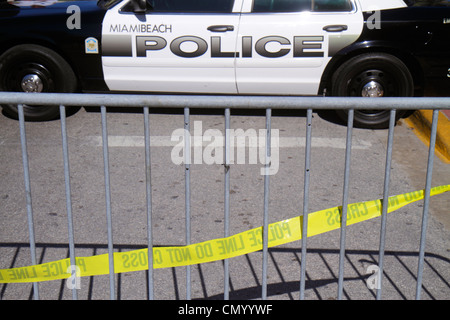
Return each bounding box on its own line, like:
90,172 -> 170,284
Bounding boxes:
1,185 -> 448,284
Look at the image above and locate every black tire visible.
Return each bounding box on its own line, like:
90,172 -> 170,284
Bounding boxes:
0,44 -> 77,121
331,53 -> 414,129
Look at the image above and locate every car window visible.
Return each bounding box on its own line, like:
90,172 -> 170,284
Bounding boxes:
147,0 -> 235,12
313,0 -> 353,11
404,0 -> 450,6
252,0 -> 353,12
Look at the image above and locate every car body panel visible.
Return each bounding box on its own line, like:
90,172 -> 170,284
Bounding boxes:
0,0 -> 449,96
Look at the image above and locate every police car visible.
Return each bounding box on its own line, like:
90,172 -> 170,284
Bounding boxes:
0,0 -> 449,128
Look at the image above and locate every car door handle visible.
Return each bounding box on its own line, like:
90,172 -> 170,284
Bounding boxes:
207,25 -> 235,32
323,25 -> 348,32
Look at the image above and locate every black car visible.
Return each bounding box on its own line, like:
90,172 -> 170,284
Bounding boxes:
0,0 -> 449,128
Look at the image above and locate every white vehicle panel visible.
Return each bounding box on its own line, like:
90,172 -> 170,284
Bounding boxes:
101,0 -> 365,96
102,3 -> 240,93
236,0 -> 364,95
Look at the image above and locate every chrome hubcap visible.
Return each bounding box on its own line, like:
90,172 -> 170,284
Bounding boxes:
361,81 -> 384,98
21,74 -> 44,93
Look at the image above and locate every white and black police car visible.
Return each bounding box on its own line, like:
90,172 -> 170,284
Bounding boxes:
0,0 -> 449,127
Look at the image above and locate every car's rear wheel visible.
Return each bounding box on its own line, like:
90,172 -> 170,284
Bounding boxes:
331,53 -> 414,129
0,44 -> 77,121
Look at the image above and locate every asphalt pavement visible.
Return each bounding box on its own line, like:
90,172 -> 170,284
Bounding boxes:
0,106 -> 449,300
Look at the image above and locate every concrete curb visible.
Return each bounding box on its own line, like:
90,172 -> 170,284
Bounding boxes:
401,110 -> 450,164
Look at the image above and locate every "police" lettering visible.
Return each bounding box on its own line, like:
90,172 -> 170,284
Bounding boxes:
126,35 -> 324,58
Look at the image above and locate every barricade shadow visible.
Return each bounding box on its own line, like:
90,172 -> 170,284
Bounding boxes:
0,243 -> 449,300
204,247 -> 450,300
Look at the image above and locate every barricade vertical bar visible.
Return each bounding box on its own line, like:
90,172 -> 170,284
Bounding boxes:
415,109 -> 439,300
337,109 -> 354,300
376,109 -> 396,300
184,107 -> 191,300
224,108 -> 231,300
18,104 -> 39,300
261,108 -> 272,300
299,108 -> 313,300
143,106 -> 154,300
59,105 -> 78,300
101,105 -> 115,300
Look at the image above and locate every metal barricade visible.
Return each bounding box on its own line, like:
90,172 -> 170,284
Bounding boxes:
1,92 -> 449,300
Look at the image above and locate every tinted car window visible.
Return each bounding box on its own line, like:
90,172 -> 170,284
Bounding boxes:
148,0 -> 235,12
313,0 -> 353,11
253,0 -> 353,12
253,0 -> 310,12
404,0 -> 450,6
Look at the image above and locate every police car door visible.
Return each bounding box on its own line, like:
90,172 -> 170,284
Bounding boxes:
101,0 -> 242,94
236,0 -> 363,95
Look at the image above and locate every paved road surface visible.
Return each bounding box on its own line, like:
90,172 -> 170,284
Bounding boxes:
0,106 -> 449,300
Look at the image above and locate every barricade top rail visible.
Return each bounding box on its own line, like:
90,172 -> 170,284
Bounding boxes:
0,92 -> 449,110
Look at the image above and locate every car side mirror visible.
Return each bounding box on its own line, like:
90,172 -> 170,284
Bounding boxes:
130,0 -> 152,13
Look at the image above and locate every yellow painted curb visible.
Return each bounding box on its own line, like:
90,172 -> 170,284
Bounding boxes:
402,110 -> 450,164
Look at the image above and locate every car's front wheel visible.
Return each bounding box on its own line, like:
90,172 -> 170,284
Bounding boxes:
0,44 -> 77,121
331,53 -> 414,129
